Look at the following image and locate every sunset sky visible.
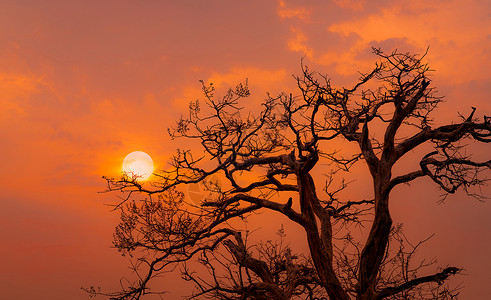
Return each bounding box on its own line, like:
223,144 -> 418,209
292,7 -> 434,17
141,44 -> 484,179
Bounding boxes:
1,0 -> 490,299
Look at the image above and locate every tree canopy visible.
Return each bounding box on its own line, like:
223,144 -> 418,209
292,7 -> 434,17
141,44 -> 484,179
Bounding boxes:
87,48 -> 491,300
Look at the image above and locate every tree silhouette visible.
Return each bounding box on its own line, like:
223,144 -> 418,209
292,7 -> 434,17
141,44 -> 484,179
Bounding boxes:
87,48 -> 490,299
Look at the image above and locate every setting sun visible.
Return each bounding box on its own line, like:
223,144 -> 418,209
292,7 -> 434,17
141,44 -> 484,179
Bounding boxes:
122,151 -> 154,180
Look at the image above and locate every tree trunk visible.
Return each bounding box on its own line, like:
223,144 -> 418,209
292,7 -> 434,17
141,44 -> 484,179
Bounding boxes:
298,172 -> 350,300
357,164 -> 393,300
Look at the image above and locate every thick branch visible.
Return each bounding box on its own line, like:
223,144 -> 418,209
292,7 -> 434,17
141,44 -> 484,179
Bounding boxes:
202,194 -> 305,226
223,234 -> 275,284
382,79 -> 430,163
394,111 -> 490,163
376,267 -> 460,299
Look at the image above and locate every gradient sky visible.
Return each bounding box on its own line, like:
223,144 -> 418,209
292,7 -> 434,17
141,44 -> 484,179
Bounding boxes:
1,0 -> 490,299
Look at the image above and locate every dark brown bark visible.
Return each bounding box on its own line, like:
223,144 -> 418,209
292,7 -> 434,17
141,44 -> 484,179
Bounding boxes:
376,267 -> 460,299
298,171 -> 350,300
358,164 -> 393,299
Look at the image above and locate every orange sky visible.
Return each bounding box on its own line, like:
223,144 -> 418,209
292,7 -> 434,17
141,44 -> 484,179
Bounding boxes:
0,0 -> 490,299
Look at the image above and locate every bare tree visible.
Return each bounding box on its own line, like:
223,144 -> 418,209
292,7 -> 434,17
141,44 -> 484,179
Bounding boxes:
86,48 -> 490,299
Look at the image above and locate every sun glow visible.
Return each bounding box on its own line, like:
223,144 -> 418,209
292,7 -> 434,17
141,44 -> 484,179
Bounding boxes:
122,151 -> 154,180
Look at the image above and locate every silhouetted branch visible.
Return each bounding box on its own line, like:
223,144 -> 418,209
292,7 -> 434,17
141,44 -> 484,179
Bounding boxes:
376,267 -> 461,299
95,48 -> 489,299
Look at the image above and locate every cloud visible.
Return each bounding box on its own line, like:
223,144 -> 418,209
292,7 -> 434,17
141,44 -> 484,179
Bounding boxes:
277,0 -> 311,20
287,27 -> 314,58
326,0 -> 491,82
275,0 -> 490,85
333,0 -> 366,10
0,72 -> 46,120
